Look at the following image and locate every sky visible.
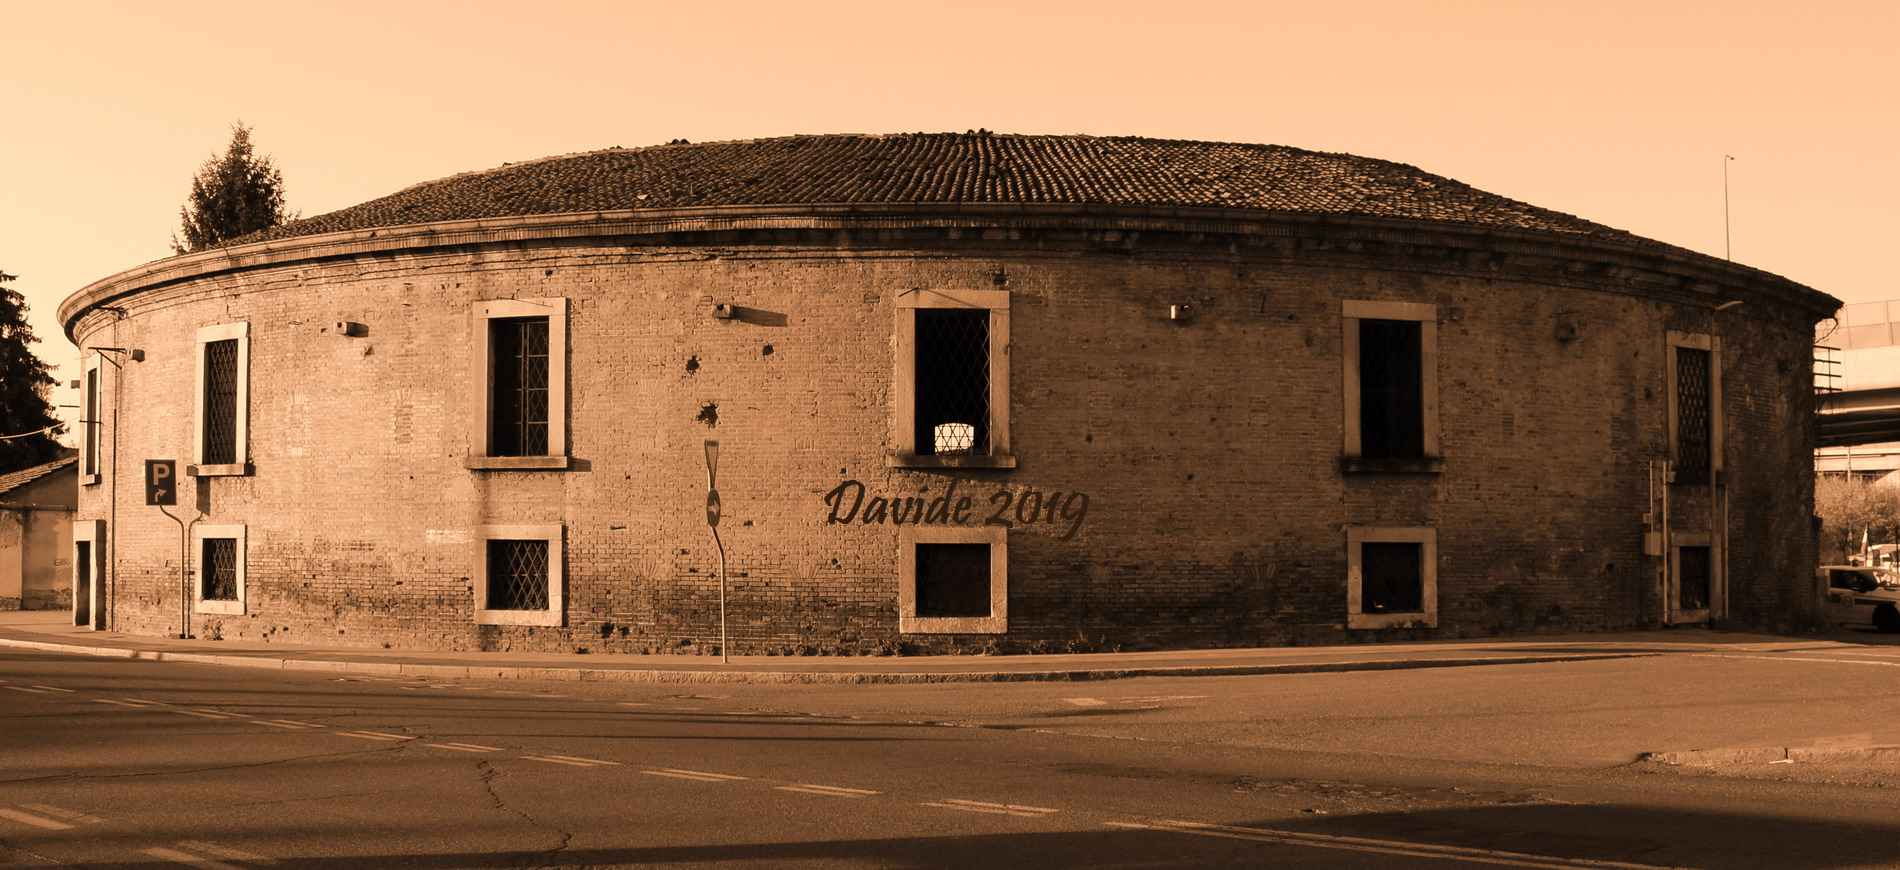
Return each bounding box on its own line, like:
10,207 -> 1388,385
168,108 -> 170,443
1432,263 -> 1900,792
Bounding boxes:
3,0 -> 1894,438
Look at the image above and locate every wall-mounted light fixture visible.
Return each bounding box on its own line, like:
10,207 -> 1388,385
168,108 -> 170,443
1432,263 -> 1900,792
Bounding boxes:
1168,303 -> 1194,324
331,320 -> 367,337
89,346 -> 145,367
713,303 -> 736,320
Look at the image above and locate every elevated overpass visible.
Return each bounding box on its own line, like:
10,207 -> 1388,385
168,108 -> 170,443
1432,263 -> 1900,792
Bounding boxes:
1817,385 -> 1900,448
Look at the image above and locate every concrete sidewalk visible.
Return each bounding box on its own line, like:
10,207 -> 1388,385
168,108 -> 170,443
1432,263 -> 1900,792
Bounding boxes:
0,610 -> 1821,684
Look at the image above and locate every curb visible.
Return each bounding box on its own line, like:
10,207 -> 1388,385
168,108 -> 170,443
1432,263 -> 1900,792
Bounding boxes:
1640,737 -> 1900,767
0,635 -> 1660,684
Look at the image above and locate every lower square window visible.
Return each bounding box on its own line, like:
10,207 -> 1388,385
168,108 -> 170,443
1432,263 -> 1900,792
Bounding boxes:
1347,526 -> 1437,629
191,523 -> 246,616
475,524 -> 565,626
900,526 -> 1007,634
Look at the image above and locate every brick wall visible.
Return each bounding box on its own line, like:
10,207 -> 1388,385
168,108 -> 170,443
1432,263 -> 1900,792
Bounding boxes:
71,227 -> 1824,653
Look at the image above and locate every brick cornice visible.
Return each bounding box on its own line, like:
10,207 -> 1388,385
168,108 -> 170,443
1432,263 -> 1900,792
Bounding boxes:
60,203 -> 1838,342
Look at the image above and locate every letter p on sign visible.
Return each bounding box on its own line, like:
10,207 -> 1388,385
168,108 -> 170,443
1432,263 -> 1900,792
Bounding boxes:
145,460 -> 177,506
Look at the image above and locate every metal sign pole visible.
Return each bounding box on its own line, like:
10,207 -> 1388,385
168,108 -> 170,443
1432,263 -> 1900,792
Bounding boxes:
704,440 -> 727,664
145,459 -> 190,639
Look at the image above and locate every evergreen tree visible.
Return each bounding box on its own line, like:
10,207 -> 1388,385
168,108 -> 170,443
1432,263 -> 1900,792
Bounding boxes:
171,123 -> 291,254
0,270 -> 63,472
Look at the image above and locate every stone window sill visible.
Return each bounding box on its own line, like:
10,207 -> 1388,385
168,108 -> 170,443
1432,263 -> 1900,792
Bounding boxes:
190,463 -> 251,478
887,452 -> 1018,470
466,455 -> 571,471
1340,456 -> 1444,475
81,473 -> 100,487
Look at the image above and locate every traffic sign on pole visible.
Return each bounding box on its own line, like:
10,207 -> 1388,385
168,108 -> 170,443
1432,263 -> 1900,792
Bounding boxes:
145,460 -> 177,505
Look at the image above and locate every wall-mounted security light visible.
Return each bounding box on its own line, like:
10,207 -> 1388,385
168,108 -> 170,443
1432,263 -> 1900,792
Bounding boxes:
90,346 -> 144,366
1168,303 -> 1194,324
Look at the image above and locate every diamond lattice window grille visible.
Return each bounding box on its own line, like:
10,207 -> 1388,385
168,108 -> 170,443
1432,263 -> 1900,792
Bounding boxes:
84,368 -> 99,475
1676,347 -> 1712,485
487,539 -> 550,611
915,309 -> 990,456
201,538 -> 238,601
202,339 -> 239,464
491,318 -> 550,456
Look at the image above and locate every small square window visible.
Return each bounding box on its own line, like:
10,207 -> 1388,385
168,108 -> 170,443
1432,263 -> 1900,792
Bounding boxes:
891,290 -> 1013,469
475,524 -> 564,626
1346,526 -> 1437,629
192,323 -> 250,476
191,523 -> 246,616
469,299 -> 568,471
1342,301 -> 1439,473
899,525 -> 1007,633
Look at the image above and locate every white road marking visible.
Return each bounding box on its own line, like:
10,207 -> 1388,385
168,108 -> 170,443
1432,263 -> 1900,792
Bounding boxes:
334,730 -> 413,742
94,698 -> 154,708
427,742 -> 501,753
523,754 -> 619,768
248,719 -> 319,730
925,799 -> 1059,818
177,840 -> 277,864
22,804 -> 103,824
265,719 -> 325,729
2,685 -> 57,695
616,702 -> 650,707
142,846 -> 247,870
0,807 -> 74,830
125,698 -> 169,706
1695,653 -> 1900,668
30,685 -> 77,693
1106,819 -> 1687,869
1062,697 -> 1107,707
175,710 -> 236,720
641,768 -> 748,782
202,709 -> 252,718
775,784 -> 881,798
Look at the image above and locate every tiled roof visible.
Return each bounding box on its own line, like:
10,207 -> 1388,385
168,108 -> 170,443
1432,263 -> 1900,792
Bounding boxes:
0,455 -> 76,499
246,133 -> 1655,249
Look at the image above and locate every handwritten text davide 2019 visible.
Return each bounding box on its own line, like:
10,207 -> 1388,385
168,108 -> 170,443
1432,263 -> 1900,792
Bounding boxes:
823,479 -> 1089,540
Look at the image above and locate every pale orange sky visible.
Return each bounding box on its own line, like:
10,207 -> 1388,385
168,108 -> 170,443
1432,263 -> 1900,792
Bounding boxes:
3,1 -> 1894,437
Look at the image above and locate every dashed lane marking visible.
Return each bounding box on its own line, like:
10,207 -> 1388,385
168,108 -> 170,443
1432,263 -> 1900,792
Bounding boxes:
142,846 -> 248,870
523,754 -> 621,768
177,840 -> 277,865
249,719 -> 324,730
94,698 -> 155,709
174,710 -> 237,720
334,730 -> 413,742
30,685 -> 77,693
0,806 -> 74,830
22,804 -> 104,825
924,799 -> 1060,818
267,719 -> 324,729
125,698 -> 169,706
2,685 -> 59,695
1103,819 -> 1686,869
427,742 -> 501,753
201,709 -> 252,718
641,768 -> 748,782
1062,697 -> 1107,707
1694,653 -> 1900,668
774,784 -> 881,798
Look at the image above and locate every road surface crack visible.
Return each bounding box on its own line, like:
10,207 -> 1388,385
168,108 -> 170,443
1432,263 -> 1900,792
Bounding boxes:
476,760 -> 574,865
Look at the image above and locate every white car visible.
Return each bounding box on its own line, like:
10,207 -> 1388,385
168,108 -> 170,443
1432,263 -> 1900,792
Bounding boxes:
1820,565 -> 1900,632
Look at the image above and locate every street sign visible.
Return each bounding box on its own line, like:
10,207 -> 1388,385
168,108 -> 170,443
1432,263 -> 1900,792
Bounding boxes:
145,460 -> 177,506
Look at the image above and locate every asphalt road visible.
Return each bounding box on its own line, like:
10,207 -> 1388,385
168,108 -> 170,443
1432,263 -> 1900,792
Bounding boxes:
5,648 -> 1900,868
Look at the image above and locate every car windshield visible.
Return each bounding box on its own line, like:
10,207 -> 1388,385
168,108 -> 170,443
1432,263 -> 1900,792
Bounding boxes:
1831,569 -> 1880,590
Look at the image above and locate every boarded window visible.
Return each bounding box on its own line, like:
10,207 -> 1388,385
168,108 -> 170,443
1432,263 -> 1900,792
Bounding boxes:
1361,541 -> 1424,614
1359,319 -> 1424,459
491,318 -> 550,457
487,539 -> 550,611
1675,347 -> 1712,485
1678,545 -> 1711,611
202,339 -> 239,465
84,368 -> 99,475
915,543 -> 992,617
914,309 -> 990,455
201,538 -> 238,601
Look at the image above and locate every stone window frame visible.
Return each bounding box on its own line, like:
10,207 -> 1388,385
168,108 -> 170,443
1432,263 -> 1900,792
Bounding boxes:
192,322 -> 250,477
80,352 -> 101,486
1665,331 -> 1723,483
1345,525 -> 1439,629
467,298 -> 570,471
1340,300 -> 1441,473
474,524 -> 565,627
71,519 -> 105,630
889,289 -> 1014,469
191,522 -> 247,617
898,524 -> 1009,634
1668,530 -> 1715,622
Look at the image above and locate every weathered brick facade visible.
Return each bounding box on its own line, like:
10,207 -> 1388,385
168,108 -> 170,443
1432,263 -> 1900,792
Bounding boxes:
61,137 -> 1837,654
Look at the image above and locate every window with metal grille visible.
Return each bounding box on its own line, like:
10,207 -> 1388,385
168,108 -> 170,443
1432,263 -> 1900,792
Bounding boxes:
1359,319 -> 1424,459
202,339 -> 239,465
1360,541 -> 1425,614
914,309 -> 990,456
915,543 -> 992,618
486,539 -> 550,611
201,537 -> 238,601
491,318 -> 550,456
84,367 -> 99,475
1677,545 -> 1711,611
1676,347 -> 1712,485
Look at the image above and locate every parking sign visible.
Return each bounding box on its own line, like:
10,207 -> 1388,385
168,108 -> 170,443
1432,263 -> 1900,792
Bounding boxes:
145,460 -> 176,505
